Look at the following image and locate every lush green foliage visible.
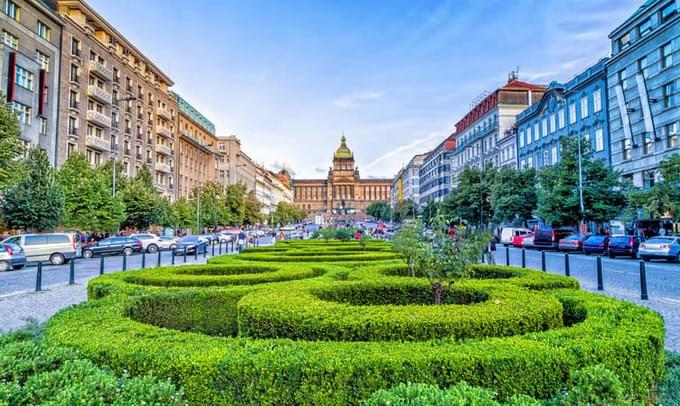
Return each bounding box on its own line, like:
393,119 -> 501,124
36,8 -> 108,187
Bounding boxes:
392,220 -> 426,276
625,154 -> 680,220
366,201 -> 392,220
659,351 -> 680,405
443,166 -> 494,226
0,97 -> 24,190
272,201 -> 306,226
491,167 -> 537,226
364,382 -> 540,406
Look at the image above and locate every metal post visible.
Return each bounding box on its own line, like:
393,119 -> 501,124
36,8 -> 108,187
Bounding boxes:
596,256 -> 603,290
141,252 -> 146,269
171,250 -> 176,265
69,259 -> 75,285
219,241 -> 223,255
541,251 -> 546,272
183,249 -> 187,263
521,248 -> 526,268
564,253 -> 570,276
505,246 -> 510,266
122,254 -> 127,271
35,262 -> 43,292
639,261 -> 649,300
203,243 -> 207,258
99,256 -> 104,275
194,246 -> 198,260
212,242 -> 215,256
157,250 -> 161,267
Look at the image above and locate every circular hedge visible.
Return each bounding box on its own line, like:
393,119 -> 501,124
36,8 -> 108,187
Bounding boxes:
45,240 -> 665,405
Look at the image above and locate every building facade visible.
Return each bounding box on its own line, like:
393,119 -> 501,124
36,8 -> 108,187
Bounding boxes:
293,136 -> 392,216
255,166 -> 293,224
391,153 -> 426,209
517,59 -> 610,169
451,77 -> 545,185
606,0 -> 679,189
175,93 -> 218,199
53,0 -> 177,198
1,0 -> 62,164
215,135 -> 258,192
418,135 -> 455,205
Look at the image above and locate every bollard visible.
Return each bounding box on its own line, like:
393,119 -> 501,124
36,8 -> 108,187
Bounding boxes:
219,241 -> 223,255
141,252 -> 146,269
122,254 -> 127,271
564,253 -> 570,276
203,244 -> 207,258
69,259 -> 75,285
639,261 -> 649,300
183,249 -> 187,263
505,246 -> 510,266
541,251 -> 546,272
99,256 -> 105,275
195,246 -> 198,261
157,250 -> 161,267
171,250 -> 176,265
35,262 -> 43,292
596,256 -> 603,290
212,242 -> 215,256
521,248 -> 526,268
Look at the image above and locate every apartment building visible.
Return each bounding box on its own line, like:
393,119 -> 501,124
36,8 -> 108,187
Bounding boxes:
175,93 -> 218,198
390,153 -> 426,209
1,0 -> 62,164
215,135 -> 257,193
418,134 -> 455,205
52,0 -> 177,198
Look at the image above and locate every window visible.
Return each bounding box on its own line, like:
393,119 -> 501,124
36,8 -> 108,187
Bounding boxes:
569,103 -> 577,124
2,0 -> 20,21
618,70 -> 628,90
36,51 -> 49,72
661,42 -> 673,69
527,128 -> 532,145
551,144 -> 558,164
622,139 -> 632,161
580,95 -> 589,119
593,89 -> 602,113
558,109 -> 565,129
643,169 -> 655,189
533,123 -> 539,141
69,90 -> 78,109
595,128 -> 604,152
36,21 -> 51,40
70,38 -> 80,56
527,156 -> 533,168
664,82 -> 676,108
520,159 -> 526,169
638,18 -> 653,37
542,118 -> 548,137
15,66 -> 34,90
39,117 -> 47,135
618,32 -> 631,49
12,102 -> 31,125
643,132 -> 656,155
638,56 -> 650,78
663,122 -> 678,148
660,2 -> 677,24
550,114 -> 556,133
67,143 -> 76,158
519,131 -> 524,147
70,64 -> 79,82
68,116 -> 77,135
543,150 -> 549,166
2,30 -> 18,49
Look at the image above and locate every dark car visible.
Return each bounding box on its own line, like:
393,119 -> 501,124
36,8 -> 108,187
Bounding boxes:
608,235 -> 643,258
81,237 -> 143,258
533,227 -> 575,250
174,236 -> 208,256
0,243 -> 27,271
583,235 -> 610,255
558,234 -> 588,252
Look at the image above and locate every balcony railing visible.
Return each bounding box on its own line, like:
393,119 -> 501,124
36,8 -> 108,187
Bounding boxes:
156,126 -> 172,138
155,162 -> 172,173
68,127 -> 79,136
86,110 -> 112,128
89,60 -> 113,81
87,85 -> 112,104
156,107 -> 172,121
155,143 -> 173,156
85,134 -> 111,151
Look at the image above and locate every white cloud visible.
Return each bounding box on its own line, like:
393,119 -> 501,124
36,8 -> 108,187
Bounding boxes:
332,91 -> 384,109
364,131 -> 445,170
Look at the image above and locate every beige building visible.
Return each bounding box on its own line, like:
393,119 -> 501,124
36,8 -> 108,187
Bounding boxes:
293,136 -> 392,216
255,166 -> 293,224
53,0 -> 177,198
215,135 -> 257,193
174,93 -> 218,198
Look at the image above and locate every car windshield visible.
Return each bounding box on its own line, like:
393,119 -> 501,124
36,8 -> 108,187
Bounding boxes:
611,236 -> 632,243
647,237 -> 675,244
587,236 -> 605,242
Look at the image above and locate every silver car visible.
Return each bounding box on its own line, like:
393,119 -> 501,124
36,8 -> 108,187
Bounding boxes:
158,236 -> 178,251
1,233 -> 80,265
639,236 -> 680,262
130,233 -> 162,253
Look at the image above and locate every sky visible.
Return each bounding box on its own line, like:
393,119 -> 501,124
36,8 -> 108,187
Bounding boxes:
89,0 -> 641,179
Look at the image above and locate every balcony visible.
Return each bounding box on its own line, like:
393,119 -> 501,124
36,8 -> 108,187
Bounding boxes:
155,143 -> 173,156
156,126 -> 172,138
85,134 -> 111,151
87,85 -> 112,105
155,162 -> 172,173
156,106 -> 172,121
89,60 -> 113,81
86,110 -> 112,128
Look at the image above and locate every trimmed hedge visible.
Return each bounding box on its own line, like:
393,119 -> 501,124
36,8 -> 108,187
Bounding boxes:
43,242 -> 665,405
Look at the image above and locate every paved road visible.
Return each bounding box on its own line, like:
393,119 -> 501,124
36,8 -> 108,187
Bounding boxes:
496,246 -> 680,351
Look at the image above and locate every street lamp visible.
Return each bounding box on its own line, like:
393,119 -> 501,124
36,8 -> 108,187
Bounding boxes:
111,95 -> 140,197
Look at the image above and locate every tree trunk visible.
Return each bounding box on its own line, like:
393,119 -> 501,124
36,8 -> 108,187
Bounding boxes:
432,282 -> 443,305
408,258 -> 415,277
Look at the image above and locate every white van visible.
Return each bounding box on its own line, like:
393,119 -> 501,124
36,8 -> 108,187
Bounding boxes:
500,227 -> 532,246
1,233 -> 81,265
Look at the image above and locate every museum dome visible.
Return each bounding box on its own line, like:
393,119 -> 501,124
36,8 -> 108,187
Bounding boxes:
334,135 -> 353,159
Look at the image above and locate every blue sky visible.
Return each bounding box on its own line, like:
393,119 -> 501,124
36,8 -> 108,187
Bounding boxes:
89,0 -> 640,178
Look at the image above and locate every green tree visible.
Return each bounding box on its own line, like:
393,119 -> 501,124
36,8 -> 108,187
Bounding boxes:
120,166 -> 163,230
244,191 -> 264,225
420,199 -> 440,227
392,220 -> 427,277
0,97 -> 24,190
442,166 -> 494,226
397,199 -> 418,221
626,154 -> 680,220
168,197 -> 194,230
366,201 -> 391,220
491,167 -> 537,225
225,183 -> 247,226
1,148 -> 64,232
194,181 -> 229,230
272,202 -> 306,226
57,153 -> 124,231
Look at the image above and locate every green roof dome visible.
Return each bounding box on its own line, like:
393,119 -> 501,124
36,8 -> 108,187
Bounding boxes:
334,135 -> 353,159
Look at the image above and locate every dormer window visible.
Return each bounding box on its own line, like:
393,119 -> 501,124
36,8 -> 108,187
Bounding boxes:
660,2 -> 677,24
618,32 -> 631,50
638,18 -> 652,38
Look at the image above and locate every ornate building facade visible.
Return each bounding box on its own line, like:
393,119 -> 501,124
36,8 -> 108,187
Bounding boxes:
293,136 -> 392,216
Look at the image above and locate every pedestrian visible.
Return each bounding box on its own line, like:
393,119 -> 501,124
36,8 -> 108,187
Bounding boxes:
238,228 -> 247,253
355,229 -> 362,240
487,233 -> 496,265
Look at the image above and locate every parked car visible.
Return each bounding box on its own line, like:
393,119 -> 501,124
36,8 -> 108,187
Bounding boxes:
1,233 -> 80,265
608,235 -> 643,258
158,236 -> 178,251
82,237 -> 143,258
583,235 -> 610,255
130,233 -> 162,253
639,236 -> 680,262
533,227 -> 575,250
216,232 -> 234,243
174,236 -> 209,255
558,234 -> 588,252
500,227 -> 532,246
512,232 -> 534,248
521,235 -> 535,249
0,243 -> 26,271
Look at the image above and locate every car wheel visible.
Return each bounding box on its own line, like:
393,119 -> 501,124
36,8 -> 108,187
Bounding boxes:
642,256 -> 650,262
675,253 -> 680,264
50,253 -> 66,265
584,251 -> 590,256
123,247 -> 133,256
169,244 -> 176,251
0,261 -> 10,272
147,244 -> 158,253
608,253 -> 615,258
12,264 -> 24,270
82,249 -> 94,259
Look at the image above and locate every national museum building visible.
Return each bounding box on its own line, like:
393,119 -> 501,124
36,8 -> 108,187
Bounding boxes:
293,136 -> 392,216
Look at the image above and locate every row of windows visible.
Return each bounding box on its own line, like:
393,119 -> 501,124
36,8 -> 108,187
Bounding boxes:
615,2 -> 677,52
620,122 -> 679,161
618,42 -> 674,90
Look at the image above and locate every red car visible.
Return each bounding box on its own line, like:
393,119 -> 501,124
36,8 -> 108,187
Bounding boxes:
512,232 -> 534,248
